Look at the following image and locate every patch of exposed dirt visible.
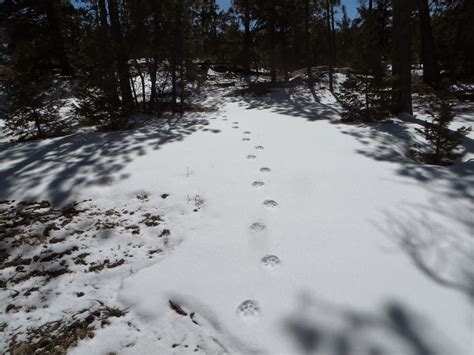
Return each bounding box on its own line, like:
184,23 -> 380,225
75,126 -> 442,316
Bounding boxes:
0,199 -> 174,353
9,307 -> 126,355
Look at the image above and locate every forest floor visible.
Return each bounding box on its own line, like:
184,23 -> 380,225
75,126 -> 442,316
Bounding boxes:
0,73 -> 473,354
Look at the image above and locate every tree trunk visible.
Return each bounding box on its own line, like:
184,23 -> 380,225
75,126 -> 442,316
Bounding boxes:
269,6 -> 277,83
32,109 -> 43,137
365,74 -> 370,110
130,73 -> 139,107
242,0 -> 251,73
330,0 -> 336,69
326,0 -> 334,92
133,59 -> 146,111
45,0 -> 72,75
417,0 -> 440,86
304,0 -> 313,81
374,0 -> 389,81
98,0 -> 108,28
452,0 -> 474,79
180,62 -> 185,113
171,58 -> 177,113
281,26 -> 289,82
149,0 -> 160,113
366,0 -> 383,81
107,0 -> 134,114
148,56 -> 158,112
98,0 -> 120,108
391,0 -> 413,115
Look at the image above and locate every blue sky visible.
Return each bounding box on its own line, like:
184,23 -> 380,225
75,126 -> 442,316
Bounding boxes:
71,0 -> 360,19
216,0 -> 359,18
340,0 -> 360,19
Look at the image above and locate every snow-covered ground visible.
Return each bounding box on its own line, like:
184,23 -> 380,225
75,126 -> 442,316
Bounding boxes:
1,80 -> 473,354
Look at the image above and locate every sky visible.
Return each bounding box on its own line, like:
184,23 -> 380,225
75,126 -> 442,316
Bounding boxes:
71,0 -> 360,19
216,0 -> 360,19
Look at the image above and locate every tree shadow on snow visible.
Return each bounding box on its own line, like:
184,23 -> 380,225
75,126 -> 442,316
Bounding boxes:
0,114 -> 220,204
338,121 -> 474,201
228,83 -> 473,303
227,82 -> 341,122
284,292 -> 460,355
375,203 -> 474,303
228,82 -> 474,202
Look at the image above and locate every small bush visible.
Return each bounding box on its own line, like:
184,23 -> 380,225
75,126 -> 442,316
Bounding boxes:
414,97 -> 471,165
74,84 -> 123,128
4,81 -> 66,141
338,70 -> 391,122
2,43 -> 68,141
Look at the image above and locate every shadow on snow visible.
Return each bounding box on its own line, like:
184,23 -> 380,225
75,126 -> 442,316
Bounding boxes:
285,292 -> 455,355
0,114 -> 220,204
228,82 -> 474,202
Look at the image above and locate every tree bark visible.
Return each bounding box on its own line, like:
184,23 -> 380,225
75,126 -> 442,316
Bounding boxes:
107,0 -> 134,114
180,62 -> 185,113
326,0 -> 334,92
330,0 -> 336,69
417,0 -> 440,86
171,56 -> 177,112
98,0 -> 109,29
45,0 -> 72,75
148,0 -> 160,113
281,26 -> 289,82
130,72 -> 139,107
452,0 -> 474,79
391,0 -> 413,114
304,0 -> 313,81
148,56 -> 158,112
242,0 -> 251,73
269,5 -> 277,83
98,0 -> 120,108
366,0 -> 383,81
374,0 -> 389,81
133,59 -> 146,110
32,109 -> 43,137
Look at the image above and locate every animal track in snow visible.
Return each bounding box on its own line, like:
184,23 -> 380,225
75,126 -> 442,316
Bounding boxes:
250,222 -> 266,231
261,255 -> 281,268
242,138 -> 251,141
263,200 -> 278,208
237,300 -> 260,319
255,146 -> 264,150
252,181 -> 264,187
260,167 -> 271,173
247,155 -> 256,159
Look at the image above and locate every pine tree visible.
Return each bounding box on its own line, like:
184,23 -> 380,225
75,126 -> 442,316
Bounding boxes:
338,69 -> 391,122
74,0 -> 122,128
0,0 -> 73,141
3,44 -> 64,140
415,96 -> 471,165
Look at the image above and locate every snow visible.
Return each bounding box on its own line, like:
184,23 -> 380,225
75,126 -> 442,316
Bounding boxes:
1,80 -> 473,354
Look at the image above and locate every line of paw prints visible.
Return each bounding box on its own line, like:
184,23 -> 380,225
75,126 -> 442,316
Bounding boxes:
237,126 -> 281,322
